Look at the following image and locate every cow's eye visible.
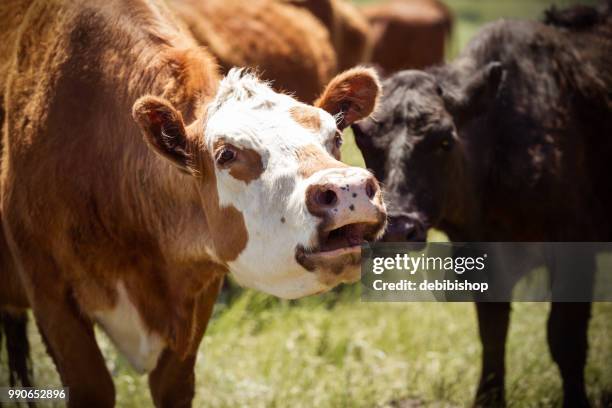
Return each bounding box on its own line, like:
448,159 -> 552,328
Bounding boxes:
439,135 -> 455,151
334,133 -> 343,149
427,129 -> 455,152
216,147 -> 236,165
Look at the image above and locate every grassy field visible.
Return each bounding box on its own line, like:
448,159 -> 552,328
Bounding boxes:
2,0 -> 610,407
8,297 -> 612,407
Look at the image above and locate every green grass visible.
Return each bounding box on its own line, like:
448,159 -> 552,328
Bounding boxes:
6,297 -> 610,407
2,1 -> 610,407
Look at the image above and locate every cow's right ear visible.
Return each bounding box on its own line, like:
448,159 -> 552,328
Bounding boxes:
443,62 -> 504,124
132,96 -> 192,173
316,67 -> 382,130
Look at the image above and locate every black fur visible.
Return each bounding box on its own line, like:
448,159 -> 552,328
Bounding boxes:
544,1 -> 612,29
353,3 -> 612,407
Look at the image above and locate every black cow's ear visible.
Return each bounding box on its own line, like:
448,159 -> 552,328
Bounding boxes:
132,96 -> 192,173
316,67 -> 382,130
443,62 -> 504,123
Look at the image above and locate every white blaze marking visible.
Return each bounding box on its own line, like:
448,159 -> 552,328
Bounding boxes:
94,282 -> 164,373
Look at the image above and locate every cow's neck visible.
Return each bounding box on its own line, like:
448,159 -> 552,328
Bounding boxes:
90,2 -> 221,267
80,1 -> 225,354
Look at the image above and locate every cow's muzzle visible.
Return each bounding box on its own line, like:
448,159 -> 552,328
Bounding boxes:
383,212 -> 428,243
297,167 -> 386,280
382,213 -> 428,250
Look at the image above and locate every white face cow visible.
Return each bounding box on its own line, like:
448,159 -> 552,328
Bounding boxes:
133,67 -> 386,299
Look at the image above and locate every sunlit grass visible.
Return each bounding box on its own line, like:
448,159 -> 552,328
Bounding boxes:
341,128 -> 366,168
3,297 -> 610,407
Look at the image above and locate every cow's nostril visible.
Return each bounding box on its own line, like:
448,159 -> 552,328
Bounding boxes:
405,227 -> 417,241
316,189 -> 338,206
365,179 -> 377,199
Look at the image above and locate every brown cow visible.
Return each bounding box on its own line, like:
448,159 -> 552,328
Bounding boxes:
362,0 -> 453,74
0,0 -> 386,406
287,0 -> 371,72
169,0 -> 337,103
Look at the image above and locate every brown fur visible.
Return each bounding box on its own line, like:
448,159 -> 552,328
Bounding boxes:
362,0 -> 453,74
0,1 -> 32,312
149,274 -> 222,407
227,149 -> 264,185
212,139 -> 264,184
290,105 -> 322,132
0,0 -> 225,405
287,0 -> 371,71
296,144 -> 348,178
0,0 -> 31,100
0,1 -> 384,403
169,0 -> 337,103
315,66 -> 381,129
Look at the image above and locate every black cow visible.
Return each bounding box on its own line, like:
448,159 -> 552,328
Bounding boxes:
353,3 -> 612,407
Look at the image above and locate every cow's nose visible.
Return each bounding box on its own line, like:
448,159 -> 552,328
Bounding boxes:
306,169 -> 383,224
383,214 -> 427,242
309,177 -> 377,210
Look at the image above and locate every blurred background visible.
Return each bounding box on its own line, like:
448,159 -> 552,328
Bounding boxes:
3,0 -> 610,407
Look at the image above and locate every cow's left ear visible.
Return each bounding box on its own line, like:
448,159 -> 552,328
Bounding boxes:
132,96 -> 193,174
316,67 -> 381,130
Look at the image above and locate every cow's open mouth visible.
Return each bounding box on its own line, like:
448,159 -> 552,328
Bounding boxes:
296,222 -> 382,271
318,222 -> 373,253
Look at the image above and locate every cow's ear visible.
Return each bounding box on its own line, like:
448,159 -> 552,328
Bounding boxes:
443,62 -> 504,123
132,96 -> 192,173
316,67 -> 382,130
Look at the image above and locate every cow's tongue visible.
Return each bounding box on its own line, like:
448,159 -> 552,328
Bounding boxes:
346,224 -> 366,246
320,224 -> 365,252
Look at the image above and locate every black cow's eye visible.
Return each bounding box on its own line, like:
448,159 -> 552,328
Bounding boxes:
216,148 -> 236,165
427,129 -> 455,152
439,135 -> 455,151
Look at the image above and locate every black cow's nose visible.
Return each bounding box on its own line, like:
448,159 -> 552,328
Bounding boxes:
383,214 -> 427,242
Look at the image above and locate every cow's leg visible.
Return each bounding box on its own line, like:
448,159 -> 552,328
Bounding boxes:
547,302 -> 591,408
474,302 -> 511,407
149,276 -> 223,408
32,290 -> 115,407
545,244 -> 593,408
10,244 -> 115,407
149,348 -> 198,408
